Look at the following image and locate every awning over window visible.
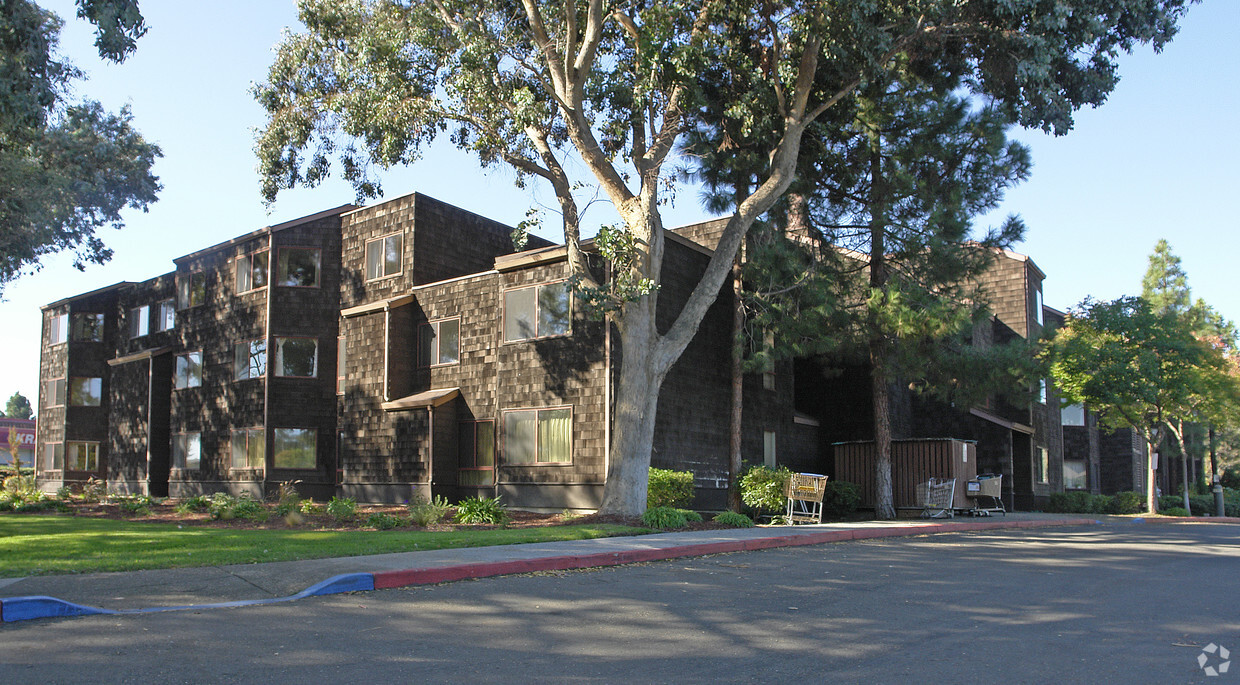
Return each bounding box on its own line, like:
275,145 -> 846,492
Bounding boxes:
381,387 -> 459,412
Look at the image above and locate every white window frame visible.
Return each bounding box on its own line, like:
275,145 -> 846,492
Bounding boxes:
48,313 -> 69,345
365,233 -> 403,281
45,378 -> 66,407
153,299 -> 176,332
129,305 -> 150,339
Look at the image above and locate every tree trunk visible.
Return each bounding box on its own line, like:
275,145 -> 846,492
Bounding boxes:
871,339 -> 896,519
728,255 -> 744,512
599,305 -> 664,517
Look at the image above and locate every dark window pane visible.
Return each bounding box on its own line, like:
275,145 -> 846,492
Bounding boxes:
72,314 -> 104,341
505,411 -> 536,464
538,282 -> 571,337
418,323 -> 435,367
276,338 -> 317,377
69,378 -> 102,406
279,249 -> 320,287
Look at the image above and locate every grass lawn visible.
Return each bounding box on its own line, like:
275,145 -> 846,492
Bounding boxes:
0,516 -> 652,577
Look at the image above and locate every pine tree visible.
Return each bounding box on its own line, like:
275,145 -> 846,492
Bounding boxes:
1141,239 -> 1191,316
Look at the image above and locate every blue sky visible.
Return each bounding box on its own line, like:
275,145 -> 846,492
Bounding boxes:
1,0 -> 1236,407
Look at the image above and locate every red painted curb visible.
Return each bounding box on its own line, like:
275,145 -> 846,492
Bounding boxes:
370,518 -> 1096,591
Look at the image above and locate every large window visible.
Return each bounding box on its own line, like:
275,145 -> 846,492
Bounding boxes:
418,318 -> 460,367
275,337 -> 318,377
175,352 -> 202,389
278,248 -> 320,287
69,377 -> 102,406
72,313 -> 104,341
459,420 -> 495,486
65,442 -> 98,471
129,305 -> 149,338
235,339 -> 267,380
172,432 -> 201,470
48,313 -> 68,345
1063,460 -> 1087,490
1061,403 -> 1085,427
273,428 -> 316,469
153,299 -> 176,332
45,378 -> 66,407
504,407 -> 571,465
365,233 -> 403,280
231,429 -> 266,469
236,250 -> 269,293
178,271 -> 206,309
503,281 -> 570,342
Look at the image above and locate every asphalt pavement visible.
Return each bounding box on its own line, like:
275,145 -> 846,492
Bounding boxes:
1,512 -> 1223,623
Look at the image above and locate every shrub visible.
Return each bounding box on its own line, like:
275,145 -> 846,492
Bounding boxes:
647,468 -> 694,509
455,496 -> 508,525
821,481 -> 862,519
407,495 -> 452,526
1161,507 -> 1190,517
208,493 -> 267,521
1107,491 -> 1145,515
298,499 -> 322,515
55,486 -> 73,500
272,481 -> 303,516
679,508 -> 703,523
740,465 -> 792,514
81,477 -> 107,503
2,474 -> 35,495
365,512 -> 404,530
641,506 -> 688,529
115,495 -> 153,517
326,496 -> 357,521
713,511 -> 755,528
175,495 -> 212,515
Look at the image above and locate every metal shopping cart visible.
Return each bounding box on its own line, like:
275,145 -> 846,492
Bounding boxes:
784,472 -> 829,524
966,474 -> 1005,516
916,477 -> 956,518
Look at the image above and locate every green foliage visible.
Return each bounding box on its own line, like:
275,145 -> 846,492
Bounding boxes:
712,511 -> 754,528
647,468 -> 694,509
272,481 -> 303,516
80,477 -> 107,503
114,494 -> 152,517
0,488 -> 66,512
740,465 -> 792,514
364,513 -> 404,530
1049,491 -> 1110,514
679,509 -> 703,523
325,496 -> 357,521
208,493 -> 267,522
454,496 -> 508,525
407,495 -> 452,527
1161,507 -> 1190,517
298,499 -> 322,515
1141,239 -> 1192,316
175,495 -> 211,515
641,506 -> 688,530
1108,491 -> 1145,515
5,392 -> 33,420
821,481 -> 862,519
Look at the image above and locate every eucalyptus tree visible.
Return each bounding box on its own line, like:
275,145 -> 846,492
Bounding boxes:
256,0 -> 1190,516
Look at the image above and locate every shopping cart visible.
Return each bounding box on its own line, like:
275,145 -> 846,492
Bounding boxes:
784,473 -> 829,524
916,477 -> 956,518
966,474 -> 1005,516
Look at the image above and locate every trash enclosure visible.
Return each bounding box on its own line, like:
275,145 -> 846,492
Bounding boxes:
832,438 -> 978,513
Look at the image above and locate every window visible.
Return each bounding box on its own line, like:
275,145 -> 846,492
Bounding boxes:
277,248 -> 320,287
764,430 -> 777,468
236,250 -> 269,293
273,428 -> 316,469
178,271 -> 206,309
175,352 -> 202,389
71,313 -> 104,341
172,433 -> 201,470
418,318 -> 460,366
45,378 -> 66,407
1063,459 -> 1087,490
153,299 -> 176,332
1061,403 -> 1085,427
231,429 -> 265,469
48,313 -> 69,345
336,336 -> 346,395
1035,447 -> 1048,484
1038,379 -> 1047,405
65,442 -> 99,471
129,305 -> 149,338
503,281 -> 570,342
275,337 -> 318,377
365,233 -> 403,280
235,340 -> 267,380
459,421 -> 495,486
1034,287 -> 1044,326
69,377 -> 102,406
504,407 -> 571,464
44,443 -> 64,470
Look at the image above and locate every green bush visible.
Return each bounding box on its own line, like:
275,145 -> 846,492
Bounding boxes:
679,508 -> 703,523
713,511 -> 755,528
272,481 -> 303,516
1161,507 -> 1190,517
641,506 -> 688,529
740,465 -> 792,514
115,494 -> 153,517
208,493 -> 267,521
408,495 -> 453,526
298,499 -> 322,515
454,496 -> 508,525
365,513 -> 404,530
647,468 -> 694,509
1049,491 -> 1108,514
175,495 -> 212,515
821,481 -> 861,519
1107,491 -> 1145,515
326,496 -> 357,521
81,477 -> 107,503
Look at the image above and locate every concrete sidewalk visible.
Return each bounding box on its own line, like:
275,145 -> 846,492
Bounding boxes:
1,512 -> 1202,623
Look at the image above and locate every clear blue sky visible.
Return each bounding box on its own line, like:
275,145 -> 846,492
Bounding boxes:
2,1 -> 1236,408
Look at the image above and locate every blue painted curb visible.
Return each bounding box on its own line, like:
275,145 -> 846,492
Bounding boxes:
0,572 -> 376,623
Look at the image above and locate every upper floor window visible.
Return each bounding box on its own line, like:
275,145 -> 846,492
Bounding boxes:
236,250 -> 270,293
365,233 -> 403,280
175,352 -> 202,389
1061,403 -> 1085,427
172,432 -> 201,470
45,378 -> 66,407
153,299 -> 176,332
275,337 -> 318,377
71,313 -> 104,341
504,407 -> 571,465
278,248 -> 320,287
1034,287 -> 1044,326
129,305 -> 149,339
48,313 -> 68,345
1038,379 -> 1048,405
235,339 -> 267,380
69,377 -> 103,406
418,318 -> 460,367
503,281 -> 570,342
178,271 -> 206,309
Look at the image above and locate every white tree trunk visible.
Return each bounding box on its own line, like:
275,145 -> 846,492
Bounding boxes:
599,307 -> 664,517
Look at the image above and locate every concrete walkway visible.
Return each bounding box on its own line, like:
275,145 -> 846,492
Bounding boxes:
2,512 -> 1221,623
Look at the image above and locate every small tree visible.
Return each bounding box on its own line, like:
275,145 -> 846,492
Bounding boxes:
5,392 -> 33,420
